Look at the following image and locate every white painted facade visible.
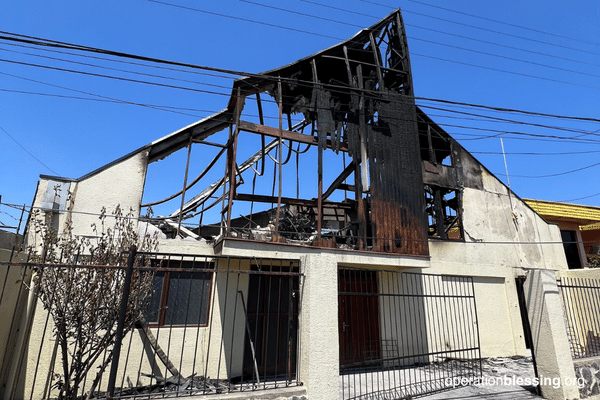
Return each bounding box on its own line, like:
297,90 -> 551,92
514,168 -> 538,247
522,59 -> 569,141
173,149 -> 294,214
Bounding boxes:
3,142 -> 575,400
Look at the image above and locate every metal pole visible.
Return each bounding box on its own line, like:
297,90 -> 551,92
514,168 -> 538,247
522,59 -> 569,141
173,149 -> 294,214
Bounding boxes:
107,245 -> 137,398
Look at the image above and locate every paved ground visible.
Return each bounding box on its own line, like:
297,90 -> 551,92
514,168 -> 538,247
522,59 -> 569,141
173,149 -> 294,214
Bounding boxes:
419,357 -> 544,399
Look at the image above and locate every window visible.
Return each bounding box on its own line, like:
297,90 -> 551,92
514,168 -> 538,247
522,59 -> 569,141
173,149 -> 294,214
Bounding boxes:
145,261 -> 213,326
425,185 -> 462,240
561,230 -> 583,270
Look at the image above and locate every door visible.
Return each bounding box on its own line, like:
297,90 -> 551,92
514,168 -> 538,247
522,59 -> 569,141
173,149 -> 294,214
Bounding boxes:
338,268 -> 380,369
242,265 -> 299,380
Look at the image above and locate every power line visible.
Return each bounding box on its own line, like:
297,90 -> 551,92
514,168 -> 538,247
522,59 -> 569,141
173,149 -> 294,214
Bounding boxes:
0,87 -> 206,118
361,0 -> 600,58
0,45 -> 235,92
3,198 -> 597,245
2,40 -> 237,81
410,36 -> 600,80
407,0 -> 600,48
2,29 -> 600,125
240,0 -> 363,28
411,52 -> 600,91
299,0 -> 600,70
145,0 -> 342,40
0,58 -> 233,98
0,125 -> 59,175
560,192 -> 600,203
245,0 -> 600,80
3,57 -> 600,146
471,150 -> 600,156
508,161 -> 600,178
407,24 -> 600,69
0,31 -> 600,133
418,105 -> 599,136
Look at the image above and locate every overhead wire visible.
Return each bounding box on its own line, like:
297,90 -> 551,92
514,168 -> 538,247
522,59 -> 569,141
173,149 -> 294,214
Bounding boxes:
2,35 -> 597,137
2,25 -> 600,174
0,45 -> 236,92
361,0 -> 600,58
3,59 -> 600,148
3,56 -> 600,147
1,200 -> 595,247
145,0 -> 342,40
406,0 -> 600,48
2,30 -> 600,125
298,0 -> 600,69
2,3 -> 599,218
0,125 -> 59,175
243,0 -> 600,81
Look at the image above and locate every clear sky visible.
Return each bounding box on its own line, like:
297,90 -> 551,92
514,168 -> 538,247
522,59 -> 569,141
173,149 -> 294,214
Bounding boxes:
1,0 -> 599,230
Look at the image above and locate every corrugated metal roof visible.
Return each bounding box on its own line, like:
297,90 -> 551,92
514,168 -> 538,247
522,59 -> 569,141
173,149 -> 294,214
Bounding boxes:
524,199 -> 600,225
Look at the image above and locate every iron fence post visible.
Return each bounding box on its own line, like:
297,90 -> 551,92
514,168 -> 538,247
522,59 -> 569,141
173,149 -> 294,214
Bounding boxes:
107,245 -> 137,398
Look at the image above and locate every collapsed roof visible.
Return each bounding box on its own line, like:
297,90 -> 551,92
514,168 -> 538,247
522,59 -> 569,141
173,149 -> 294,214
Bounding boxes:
77,9 -> 470,256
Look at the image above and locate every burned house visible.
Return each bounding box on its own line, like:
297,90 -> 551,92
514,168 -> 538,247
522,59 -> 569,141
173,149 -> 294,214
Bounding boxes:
3,9 -> 585,400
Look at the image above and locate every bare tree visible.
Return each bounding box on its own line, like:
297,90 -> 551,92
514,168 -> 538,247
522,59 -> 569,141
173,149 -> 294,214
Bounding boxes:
29,199 -> 158,400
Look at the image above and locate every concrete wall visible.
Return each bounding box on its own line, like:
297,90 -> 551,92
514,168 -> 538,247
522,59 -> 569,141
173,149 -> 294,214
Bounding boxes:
14,142 -> 575,399
9,256 -> 253,400
26,151 -> 149,253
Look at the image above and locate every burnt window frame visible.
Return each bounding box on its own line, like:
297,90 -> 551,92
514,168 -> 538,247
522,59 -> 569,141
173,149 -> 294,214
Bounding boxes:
145,260 -> 214,327
425,185 -> 464,241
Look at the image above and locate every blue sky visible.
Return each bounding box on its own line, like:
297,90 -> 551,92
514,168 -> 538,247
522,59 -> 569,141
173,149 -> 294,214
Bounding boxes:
1,0 -> 600,230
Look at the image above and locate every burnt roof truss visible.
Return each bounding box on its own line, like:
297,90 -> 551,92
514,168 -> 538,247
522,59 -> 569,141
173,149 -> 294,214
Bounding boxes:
141,10 -> 465,255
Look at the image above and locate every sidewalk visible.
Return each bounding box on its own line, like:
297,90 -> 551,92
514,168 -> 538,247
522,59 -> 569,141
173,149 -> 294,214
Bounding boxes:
420,356 -> 544,399
420,384 -> 542,399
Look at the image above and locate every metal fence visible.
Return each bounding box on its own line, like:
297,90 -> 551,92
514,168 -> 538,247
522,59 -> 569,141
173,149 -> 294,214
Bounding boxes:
0,253 -> 302,399
558,277 -> 600,359
338,268 -> 481,400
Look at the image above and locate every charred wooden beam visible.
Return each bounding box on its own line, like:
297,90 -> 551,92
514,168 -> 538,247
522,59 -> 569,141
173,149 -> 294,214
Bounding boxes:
226,89 -> 245,233
321,54 -> 408,76
235,193 -> 354,210
237,120 -> 348,152
322,161 -> 356,201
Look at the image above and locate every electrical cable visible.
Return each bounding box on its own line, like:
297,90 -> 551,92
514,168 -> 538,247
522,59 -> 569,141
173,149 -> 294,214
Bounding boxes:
361,0 -> 600,58
0,125 -> 59,175
407,0 -> 600,48
2,30 -> 600,124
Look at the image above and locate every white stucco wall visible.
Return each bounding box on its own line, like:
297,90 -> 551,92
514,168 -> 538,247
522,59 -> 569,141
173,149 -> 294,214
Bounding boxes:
68,151 -> 148,238
26,151 -> 149,254
15,145 -> 573,399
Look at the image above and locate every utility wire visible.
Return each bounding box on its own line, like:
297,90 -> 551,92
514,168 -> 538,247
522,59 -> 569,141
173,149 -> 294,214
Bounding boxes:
298,0 -> 600,69
145,0 -> 341,40
245,0 -> 600,79
2,30 -> 600,124
505,161 -> 600,178
361,0 -> 600,58
0,125 -> 59,175
407,0 -> 600,48
5,38 -> 599,133
411,52 -> 600,91
3,57 -> 600,145
3,199 -> 597,245
0,46 -> 235,92
2,40 -> 236,81
0,58 -> 233,98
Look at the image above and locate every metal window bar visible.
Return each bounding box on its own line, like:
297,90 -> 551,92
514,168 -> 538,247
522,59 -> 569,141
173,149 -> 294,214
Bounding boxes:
558,277 -> 600,359
0,254 -> 302,399
338,268 -> 482,400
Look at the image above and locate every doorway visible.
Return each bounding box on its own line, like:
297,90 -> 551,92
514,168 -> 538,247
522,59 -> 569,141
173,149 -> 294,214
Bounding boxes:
338,268 -> 380,368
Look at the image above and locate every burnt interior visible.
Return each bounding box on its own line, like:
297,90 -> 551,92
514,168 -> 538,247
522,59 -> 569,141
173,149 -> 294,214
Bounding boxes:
141,9 -> 465,254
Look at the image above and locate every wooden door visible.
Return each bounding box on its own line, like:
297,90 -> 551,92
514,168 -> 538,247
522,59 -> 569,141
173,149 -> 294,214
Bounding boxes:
338,268 -> 380,368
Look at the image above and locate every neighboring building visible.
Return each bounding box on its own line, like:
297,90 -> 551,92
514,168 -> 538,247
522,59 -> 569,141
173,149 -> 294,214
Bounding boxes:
1,9 -> 587,400
525,199 -> 600,270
